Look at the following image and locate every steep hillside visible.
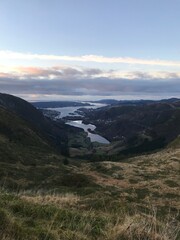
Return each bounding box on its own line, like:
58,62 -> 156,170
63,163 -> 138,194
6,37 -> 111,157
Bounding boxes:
0,93 -> 94,155
0,106 -> 51,162
0,93 -> 48,129
83,101 -> 180,155
0,104 -> 97,192
0,93 -> 70,150
0,105 -> 56,188
0,93 -> 96,191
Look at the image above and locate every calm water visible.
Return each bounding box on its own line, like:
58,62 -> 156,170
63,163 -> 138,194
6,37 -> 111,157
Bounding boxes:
67,120 -> 110,144
47,103 -> 106,118
48,103 -> 110,144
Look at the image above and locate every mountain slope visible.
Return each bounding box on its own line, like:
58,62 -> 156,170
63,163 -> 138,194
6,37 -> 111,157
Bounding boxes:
0,104 -> 61,189
83,101 -> 180,155
0,104 -> 96,191
0,105 -> 52,163
0,94 -> 94,190
0,93 -> 69,150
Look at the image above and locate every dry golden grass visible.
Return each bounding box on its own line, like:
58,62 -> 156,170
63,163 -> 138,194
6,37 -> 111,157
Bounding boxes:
0,188 -> 179,240
73,146 -> 180,211
20,192 -> 80,207
0,140 -> 179,239
104,214 -> 179,240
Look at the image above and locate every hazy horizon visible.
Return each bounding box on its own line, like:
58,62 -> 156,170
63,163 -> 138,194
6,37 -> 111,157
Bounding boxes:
7,93 -> 180,103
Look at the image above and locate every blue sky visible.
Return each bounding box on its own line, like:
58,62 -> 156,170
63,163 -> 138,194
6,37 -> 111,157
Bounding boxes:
0,0 -> 180,100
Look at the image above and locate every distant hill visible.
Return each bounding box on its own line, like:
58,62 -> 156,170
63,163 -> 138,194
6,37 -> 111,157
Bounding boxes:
32,101 -> 91,108
93,99 -> 120,104
93,98 -> 180,106
83,99 -> 180,155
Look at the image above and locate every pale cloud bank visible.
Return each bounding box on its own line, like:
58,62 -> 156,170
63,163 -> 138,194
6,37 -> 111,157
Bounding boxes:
0,65 -> 179,100
1,65 -> 180,80
1,50 -> 180,67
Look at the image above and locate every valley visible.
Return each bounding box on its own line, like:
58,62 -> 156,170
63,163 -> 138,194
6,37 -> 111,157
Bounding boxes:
36,98 -> 180,159
0,93 -> 179,240
38,102 -> 110,145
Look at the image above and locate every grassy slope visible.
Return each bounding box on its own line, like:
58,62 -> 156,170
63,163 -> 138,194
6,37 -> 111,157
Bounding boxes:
0,189 -> 179,240
0,106 -> 59,189
0,138 -> 179,239
0,106 -> 97,192
0,103 -> 179,239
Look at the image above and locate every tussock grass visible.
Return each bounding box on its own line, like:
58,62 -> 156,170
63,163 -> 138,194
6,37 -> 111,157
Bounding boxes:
0,189 -> 179,240
104,212 -> 179,240
20,192 -> 80,207
0,136 -> 179,239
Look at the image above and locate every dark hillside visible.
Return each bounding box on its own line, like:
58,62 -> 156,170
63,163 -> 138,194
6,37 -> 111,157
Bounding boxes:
0,93 -> 69,150
0,104 -> 94,191
83,101 -> 180,155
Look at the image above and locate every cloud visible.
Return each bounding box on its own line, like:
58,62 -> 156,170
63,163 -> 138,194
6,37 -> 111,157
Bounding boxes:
0,77 -> 179,96
0,65 -> 179,100
1,50 -> 180,67
0,65 -> 103,80
2,65 -> 180,80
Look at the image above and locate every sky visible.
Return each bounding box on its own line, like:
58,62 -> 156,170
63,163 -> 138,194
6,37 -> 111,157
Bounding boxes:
0,0 -> 180,101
